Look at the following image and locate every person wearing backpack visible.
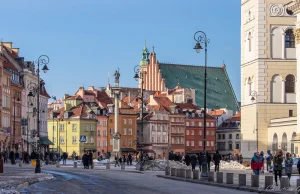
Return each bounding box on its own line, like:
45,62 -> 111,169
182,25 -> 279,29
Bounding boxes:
265,150 -> 273,172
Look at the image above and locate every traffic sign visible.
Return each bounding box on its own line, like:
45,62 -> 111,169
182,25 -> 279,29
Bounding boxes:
80,136 -> 87,142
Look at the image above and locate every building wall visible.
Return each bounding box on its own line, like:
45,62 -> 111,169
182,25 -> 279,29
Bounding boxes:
241,0 -> 297,159
216,129 -> 241,156
96,115 -> 108,155
2,70 -> 11,151
169,115 -> 185,155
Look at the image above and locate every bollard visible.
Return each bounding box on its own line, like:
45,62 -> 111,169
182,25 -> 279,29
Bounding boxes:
226,173 -> 233,184
0,159 -> 3,173
193,170 -> 199,180
239,174 -> 246,186
165,167 -> 170,176
265,176 -> 273,189
56,161 -> 60,168
251,175 -> 259,187
186,169 -> 192,178
208,171 -> 214,182
91,162 -> 95,169
216,172 -> 223,183
176,169 -> 181,177
121,163 -> 125,170
73,161 -> 77,168
180,169 -> 186,178
106,163 -> 110,169
171,168 -> 176,176
297,179 -> 300,193
19,162 -> 22,167
280,176 -> 289,189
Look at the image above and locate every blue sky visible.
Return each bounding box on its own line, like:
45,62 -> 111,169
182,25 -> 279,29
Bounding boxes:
2,0 -> 241,101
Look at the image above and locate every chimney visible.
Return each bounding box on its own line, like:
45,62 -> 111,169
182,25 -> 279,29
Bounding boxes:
12,48 -> 19,55
128,91 -> 131,104
64,94 -> 70,100
3,42 -> 12,50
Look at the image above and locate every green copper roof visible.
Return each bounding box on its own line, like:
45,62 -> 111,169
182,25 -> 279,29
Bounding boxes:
140,44 -> 150,66
159,63 -> 240,113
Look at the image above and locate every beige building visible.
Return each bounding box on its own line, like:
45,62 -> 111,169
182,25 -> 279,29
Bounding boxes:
241,0 -> 297,159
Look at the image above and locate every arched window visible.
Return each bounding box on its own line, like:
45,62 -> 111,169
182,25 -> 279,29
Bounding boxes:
271,75 -> 282,103
248,32 -> 252,52
272,133 -> 278,152
282,133 -> 287,151
292,132 -> 296,154
285,74 -> 295,93
285,29 -> 295,48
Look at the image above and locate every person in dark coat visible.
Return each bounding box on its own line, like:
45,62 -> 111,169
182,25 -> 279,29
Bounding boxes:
191,154 -> 197,171
273,149 -> 283,186
82,153 -> 89,169
206,152 -> 212,172
9,151 -> 15,164
128,153 -> 132,165
213,150 -> 222,172
185,154 -> 191,166
62,152 -> 68,165
88,152 -> 93,168
198,152 -> 204,172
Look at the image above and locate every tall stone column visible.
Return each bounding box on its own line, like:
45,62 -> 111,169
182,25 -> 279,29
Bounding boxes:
112,69 -> 121,160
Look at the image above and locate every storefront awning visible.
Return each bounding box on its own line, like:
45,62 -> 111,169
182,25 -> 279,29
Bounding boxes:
40,137 -> 54,145
24,138 -> 36,143
84,148 -> 97,151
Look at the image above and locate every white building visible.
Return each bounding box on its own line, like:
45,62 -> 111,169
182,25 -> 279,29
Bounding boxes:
241,0 -> 297,160
211,109 -> 234,127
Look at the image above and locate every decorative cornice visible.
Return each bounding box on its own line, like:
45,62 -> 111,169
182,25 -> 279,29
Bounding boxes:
271,3 -> 295,17
286,0 -> 300,14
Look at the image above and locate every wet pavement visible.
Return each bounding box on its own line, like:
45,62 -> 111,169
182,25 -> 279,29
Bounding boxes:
10,167 -> 255,194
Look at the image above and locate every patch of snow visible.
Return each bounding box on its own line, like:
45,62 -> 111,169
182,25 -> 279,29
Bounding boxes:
0,189 -> 19,194
210,160 -> 251,170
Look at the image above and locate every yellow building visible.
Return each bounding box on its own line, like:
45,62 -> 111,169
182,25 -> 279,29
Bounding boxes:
48,94 -> 97,158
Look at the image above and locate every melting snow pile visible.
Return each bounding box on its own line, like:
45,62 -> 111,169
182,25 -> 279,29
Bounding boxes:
0,189 -> 19,194
211,160 -> 251,170
139,160 -> 192,171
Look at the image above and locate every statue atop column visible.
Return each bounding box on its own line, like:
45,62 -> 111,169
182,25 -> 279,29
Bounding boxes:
114,68 -> 120,87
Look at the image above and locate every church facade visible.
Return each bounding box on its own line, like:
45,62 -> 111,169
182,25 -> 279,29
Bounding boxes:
137,44 -> 240,114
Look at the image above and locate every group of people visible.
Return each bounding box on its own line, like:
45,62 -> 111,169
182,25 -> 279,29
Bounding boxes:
114,153 -> 135,167
250,149 -> 295,186
82,152 -> 94,169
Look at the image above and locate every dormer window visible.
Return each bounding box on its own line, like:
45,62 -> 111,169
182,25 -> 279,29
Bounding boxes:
185,112 -> 189,118
64,112 -> 69,119
191,113 -> 195,118
103,110 -> 107,115
88,111 -> 93,119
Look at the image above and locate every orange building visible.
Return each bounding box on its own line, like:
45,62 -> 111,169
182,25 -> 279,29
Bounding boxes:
107,101 -> 138,156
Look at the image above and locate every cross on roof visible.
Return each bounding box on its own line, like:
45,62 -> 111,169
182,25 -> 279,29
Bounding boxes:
152,45 -> 155,52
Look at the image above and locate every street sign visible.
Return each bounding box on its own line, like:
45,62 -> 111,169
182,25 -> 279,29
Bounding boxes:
80,136 -> 87,142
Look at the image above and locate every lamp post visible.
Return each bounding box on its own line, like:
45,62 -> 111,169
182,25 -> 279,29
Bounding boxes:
11,93 -> 20,165
27,55 -> 49,173
193,30 -> 210,178
133,65 -> 147,171
250,90 -> 258,152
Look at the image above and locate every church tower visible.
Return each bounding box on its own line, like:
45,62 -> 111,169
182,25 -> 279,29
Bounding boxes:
241,0 -> 296,159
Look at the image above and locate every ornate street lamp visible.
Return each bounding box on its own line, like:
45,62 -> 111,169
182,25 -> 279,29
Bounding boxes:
250,90 -> 258,152
133,65 -> 147,171
193,31 -> 210,179
27,55 -> 49,173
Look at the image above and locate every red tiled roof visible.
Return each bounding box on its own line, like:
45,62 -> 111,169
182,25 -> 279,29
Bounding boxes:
229,112 -> 241,121
40,87 -> 50,98
153,96 -> 175,113
96,91 -> 113,108
211,110 -> 224,116
84,90 -> 95,95
176,103 -> 199,111
66,95 -> 83,100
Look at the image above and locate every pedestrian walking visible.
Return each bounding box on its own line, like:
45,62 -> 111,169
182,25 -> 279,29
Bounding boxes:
265,150 -> 273,172
251,152 -> 263,175
82,153 -> 89,169
198,152 -> 203,172
88,152 -> 93,168
128,153 -> 132,165
273,149 -> 283,186
260,151 -> 265,174
62,152 -> 68,165
115,154 -> 120,167
285,152 -> 293,186
3,151 -> 8,164
185,154 -> 191,166
191,154 -> 197,171
206,152 -> 212,172
213,150 -> 222,172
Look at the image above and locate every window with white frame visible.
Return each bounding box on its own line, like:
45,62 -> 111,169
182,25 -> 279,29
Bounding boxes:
206,122 -> 210,127
207,130 -> 210,136
72,136 -> 76,144
211,141 -> 214,146
171,137 -> 174,144
157,137 -> 161,142
191,121 -> 194,126
186,141 -> 190,146
103,130 -> 107,136
171,118 -> 174,122
191,130 -> 194,135
198,141 -> 202,146
60,137 -> 65,144
128,119 -> 132,125
123,119 -> 127,124
123,128 -> 127,135
98,140 -> 101,146
186,122 -> 189,126
72,124 -> 77,131
60,124 -> 64,131
128,140 -> 132,146
128,128 -> 132,135
152,136 -> 155,143
199,130 -> 202,135
97,130 -> 101,136
90,124 -> 95,131
191,141 -> 194,146
207,141 -> 210,146
84,124 -> 89,131
211,122 -> 214,127
85,136 -> 89,143
90,136 -> 94,143
104,140 -> 107,146
103,120 -> 107,126
186,130 -> 189,135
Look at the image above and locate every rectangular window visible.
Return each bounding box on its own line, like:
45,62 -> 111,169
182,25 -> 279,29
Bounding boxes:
211,141 -> 214,147
199,130 -> 202,136
207,141 -> 210,146
191,130 -> 194,135
191,121 -> 194,126
110,139 -> 113,145
90,125 -> 95,131
236,134 -> 240,139
98,141 -> 101,146
103,120 -> 107,126
128,119 -> 132,125
289,110 -> 293,117
171,118 -> 174,122
104,140 -> 107,146
171,137 -> 175,144
157,137 -> 161,142
53,137 -> 56,143
128,128 -> 132,135
97,130 -> 101,136
186,141 -> 190,146
229,134 -> 232,139
229,143 -> 233,150
206,122 -> 210,127
198,141 -> 202,146
211,122 -> 214,127
191,141 -> 194,146
218,134 -> 221,139
84,124 -> 89,131
103,130 -> 107,136
128,140 -> 132,146
123,119 -> 127,124
186,122 -> 189,126
97,121 -> 101,126
72,136 -> 76,144
110,119 -> 113,123
186,130 -> 189,135
207,130 -> 210,136
211,131 -> 215,136
60,137 -> 65,144
60,124 -> 64,131
152,136 -> 155,143
123,128 -> 127,135
236,143 -> 240,149
222,134 -> 225,139
72,124 -> 77,131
